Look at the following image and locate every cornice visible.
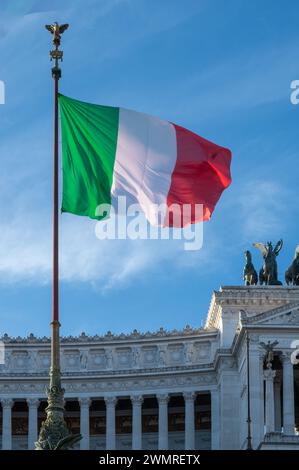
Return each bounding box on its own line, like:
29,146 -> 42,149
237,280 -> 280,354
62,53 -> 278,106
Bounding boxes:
0,325 -> 217,346
240,302 -> 299,325
0,362 -> 215,380
0,370 -> 217,395
205,285 -> 299,329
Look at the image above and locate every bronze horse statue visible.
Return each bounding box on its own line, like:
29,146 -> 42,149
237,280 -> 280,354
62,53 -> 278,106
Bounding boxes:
253,240 -> 283,285
285,246 -> 299,286
243,250 -> 258,285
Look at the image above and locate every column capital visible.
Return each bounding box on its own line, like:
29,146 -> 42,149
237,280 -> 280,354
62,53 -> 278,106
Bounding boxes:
1,398 -> 14,408
79,397 -> 91,407
27,398 -> 40,408
282,350 -> 293,362
157,393 -> 169,404
264,369 -> 276,380
104,396 -> 118,406
131,395 -> 143,405
183,391 -> 196,402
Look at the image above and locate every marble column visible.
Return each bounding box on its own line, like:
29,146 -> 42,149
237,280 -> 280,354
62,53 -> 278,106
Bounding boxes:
27,398 -> 39,450
131,395 -> 143,450
79,397 -> 91,450
183,392 -> 195,450
282,353 -> 295,435
157,394 -> 169,450
264,368 -> 276,434
211,389 -> 220,450
274,379 -> 282,432
248,345 -> 264,448
105,396 -> 117,450
1,398 -> 13,450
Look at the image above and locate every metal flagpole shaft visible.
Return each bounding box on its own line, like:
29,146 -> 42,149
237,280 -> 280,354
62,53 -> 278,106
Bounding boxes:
36,22 -> 81,450
51,40 -> 60,379
53,61 -> 59,324
51,34 -> 61,389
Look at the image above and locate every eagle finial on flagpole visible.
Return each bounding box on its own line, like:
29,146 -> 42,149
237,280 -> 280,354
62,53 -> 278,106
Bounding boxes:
45,22 -> 69,79
45,22 -> 69,47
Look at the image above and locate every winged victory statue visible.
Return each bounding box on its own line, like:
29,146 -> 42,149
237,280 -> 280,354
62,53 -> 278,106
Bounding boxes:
253,240 -> 283,285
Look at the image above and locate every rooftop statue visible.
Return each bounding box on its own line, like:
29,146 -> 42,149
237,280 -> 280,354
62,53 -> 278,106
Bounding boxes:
243,250 -> 258,286
253,239 -> 283,285
285,245 -> 299,286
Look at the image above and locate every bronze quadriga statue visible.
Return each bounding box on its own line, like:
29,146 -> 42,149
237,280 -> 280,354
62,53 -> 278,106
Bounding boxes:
243,250 -> 258,286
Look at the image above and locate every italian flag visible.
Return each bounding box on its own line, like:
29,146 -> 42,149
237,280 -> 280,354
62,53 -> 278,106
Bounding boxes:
59,94 -> 232,227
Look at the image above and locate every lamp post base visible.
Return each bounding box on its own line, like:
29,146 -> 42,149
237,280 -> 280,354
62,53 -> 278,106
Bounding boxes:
35,369 -> 81,450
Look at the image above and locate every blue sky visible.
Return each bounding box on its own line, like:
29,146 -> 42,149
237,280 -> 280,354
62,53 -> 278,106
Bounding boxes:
0,0 -> 298,338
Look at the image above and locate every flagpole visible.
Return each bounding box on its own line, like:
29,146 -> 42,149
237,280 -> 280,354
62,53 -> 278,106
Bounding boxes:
36,22 -> 81,450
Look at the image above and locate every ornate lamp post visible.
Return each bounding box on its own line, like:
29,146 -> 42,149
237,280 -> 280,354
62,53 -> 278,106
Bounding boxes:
246,331 -> 252,450
36,23 -> 81,450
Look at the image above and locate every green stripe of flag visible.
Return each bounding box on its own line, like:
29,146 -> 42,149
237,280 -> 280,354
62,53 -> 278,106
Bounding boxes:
59,94 -> 119,220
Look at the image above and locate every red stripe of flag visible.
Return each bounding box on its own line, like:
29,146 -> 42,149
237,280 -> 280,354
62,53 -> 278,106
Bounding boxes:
165,124 -> 232,227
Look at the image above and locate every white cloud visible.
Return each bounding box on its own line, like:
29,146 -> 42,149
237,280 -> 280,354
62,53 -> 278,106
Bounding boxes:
0,209 -> 216,290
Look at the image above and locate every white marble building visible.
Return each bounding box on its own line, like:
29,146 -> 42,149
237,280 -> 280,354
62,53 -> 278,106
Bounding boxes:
0,286 -> 298,450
